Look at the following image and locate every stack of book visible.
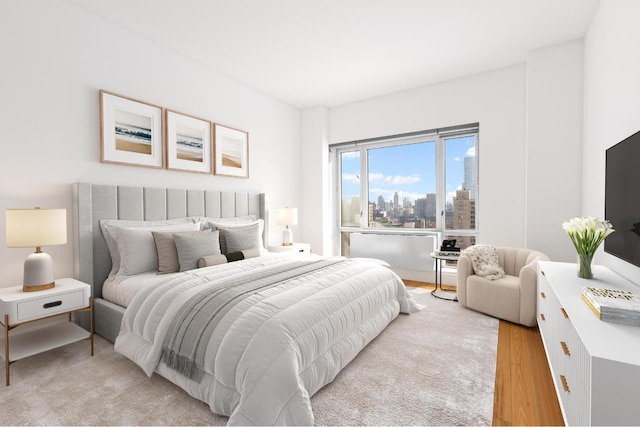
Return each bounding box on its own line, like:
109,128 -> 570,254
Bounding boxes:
581,286 -> 640,326
435,251 -> 461,257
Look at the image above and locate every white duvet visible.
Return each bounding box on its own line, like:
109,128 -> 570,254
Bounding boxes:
114,254 -> 419,425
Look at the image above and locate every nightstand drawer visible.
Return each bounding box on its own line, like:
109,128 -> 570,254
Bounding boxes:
268,243 -> 311,254
16,290 -> 86,322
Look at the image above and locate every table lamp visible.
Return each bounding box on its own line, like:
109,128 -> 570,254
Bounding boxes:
5,207 -> 67,292
277,207 -> 298,246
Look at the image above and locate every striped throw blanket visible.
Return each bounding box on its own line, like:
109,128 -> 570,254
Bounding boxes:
162,258 -> 347,381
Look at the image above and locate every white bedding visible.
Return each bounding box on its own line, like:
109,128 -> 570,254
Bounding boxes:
114,254 -> 419,425
102,253 -> 298,308
102,271 -> 161,308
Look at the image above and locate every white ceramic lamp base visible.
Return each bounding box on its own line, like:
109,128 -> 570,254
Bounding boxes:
23,251 -> 56,292
282,228 -> 293,246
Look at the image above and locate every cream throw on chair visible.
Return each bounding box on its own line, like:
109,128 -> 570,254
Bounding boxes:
457,246 -> 549,327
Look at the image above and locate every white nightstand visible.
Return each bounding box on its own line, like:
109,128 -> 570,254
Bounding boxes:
0,278 -> 93,386
268,243 -> 311,254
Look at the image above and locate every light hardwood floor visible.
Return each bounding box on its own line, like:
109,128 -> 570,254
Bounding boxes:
403,280 -> 564,426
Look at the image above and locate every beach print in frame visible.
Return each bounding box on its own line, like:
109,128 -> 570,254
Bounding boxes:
165,110 -> 212,174
100,90 -> 163,168
214,123 -> 249,178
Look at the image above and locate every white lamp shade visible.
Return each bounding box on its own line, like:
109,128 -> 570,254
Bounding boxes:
6,208 -> 67,248
6,208 -> 67,291
277,208 -> 298,226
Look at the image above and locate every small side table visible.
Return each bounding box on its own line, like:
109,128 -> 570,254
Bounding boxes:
268,243 -> 311,254
0,278 -> 94,386
430,252 -> 459,301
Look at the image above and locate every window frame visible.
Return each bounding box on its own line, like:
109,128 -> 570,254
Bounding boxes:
331,124 -> 479,247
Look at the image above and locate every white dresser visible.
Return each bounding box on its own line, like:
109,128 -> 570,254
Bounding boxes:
537,261 -> 640,426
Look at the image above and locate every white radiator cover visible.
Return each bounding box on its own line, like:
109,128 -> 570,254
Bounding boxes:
349,233 -> 438,271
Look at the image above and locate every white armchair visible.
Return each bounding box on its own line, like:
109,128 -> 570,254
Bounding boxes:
456,246 -> 549,327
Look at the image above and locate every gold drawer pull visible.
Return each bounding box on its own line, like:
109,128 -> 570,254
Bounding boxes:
561,308 -> 569,319
560,375 -> 570,392
540,291 -> 546,299
560,341 -> 571,355
541,270 -> 546,276
540,313 -> 546,321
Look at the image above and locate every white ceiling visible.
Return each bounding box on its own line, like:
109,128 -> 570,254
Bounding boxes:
74,0 -> 601,109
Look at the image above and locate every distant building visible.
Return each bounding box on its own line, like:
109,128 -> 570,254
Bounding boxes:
453,189 -> 474,229
415,197 -> 427,219
426,193 -> 436,219
463,156 -> 476,200
368,202 -> 374,227
452,189 -> 476,249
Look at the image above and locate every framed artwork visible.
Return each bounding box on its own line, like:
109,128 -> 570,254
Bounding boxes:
165,109 -> 212,174
100,90 -> 163,168
214,123 -> 249,178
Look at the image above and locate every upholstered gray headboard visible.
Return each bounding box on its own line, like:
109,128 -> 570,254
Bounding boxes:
73,182 -> 268,296
72,182 -> 268,341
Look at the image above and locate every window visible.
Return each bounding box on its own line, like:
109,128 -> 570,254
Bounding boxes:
332,124 -> 478,255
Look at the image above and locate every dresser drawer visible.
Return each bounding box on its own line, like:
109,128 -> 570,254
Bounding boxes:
16,290 -> 86,322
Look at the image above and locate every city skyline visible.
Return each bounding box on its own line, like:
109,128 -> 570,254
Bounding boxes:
341,135 -> 476,205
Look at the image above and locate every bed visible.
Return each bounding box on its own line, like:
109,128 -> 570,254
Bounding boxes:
72,182 -> 418,425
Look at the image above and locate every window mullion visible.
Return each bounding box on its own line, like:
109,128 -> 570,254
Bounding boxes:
435,136 -> 445,232
360,146 -> 368,228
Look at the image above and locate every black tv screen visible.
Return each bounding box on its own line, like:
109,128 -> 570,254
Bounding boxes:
605,129 -> 640,267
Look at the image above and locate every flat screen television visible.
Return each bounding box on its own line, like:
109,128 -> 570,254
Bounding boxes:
604,129 -> 640,267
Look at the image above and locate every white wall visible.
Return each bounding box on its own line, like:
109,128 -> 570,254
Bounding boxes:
300,107 -> 332,255
0,0 -> 301,287
525,40 -> 584,262
583,0 -> 640,284
327,65 -> 528,251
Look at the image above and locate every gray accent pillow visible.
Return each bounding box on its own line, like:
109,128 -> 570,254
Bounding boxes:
152,230 -> 210,274
173,229 -> 221,272
202,219 -> 264,254
217,223 -> 261,253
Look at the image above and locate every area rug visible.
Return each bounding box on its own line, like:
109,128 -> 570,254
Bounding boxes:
0,287 -> 498,426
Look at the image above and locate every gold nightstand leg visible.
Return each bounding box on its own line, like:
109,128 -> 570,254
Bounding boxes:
4,314 -> 9,386
89,297 -> 94,356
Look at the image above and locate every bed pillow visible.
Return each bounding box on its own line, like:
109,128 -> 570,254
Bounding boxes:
152,230 -> 212,274
103,221 -> 201,276
204,219 -> 264,253
100,218 -> 200,277
198,247 -> 261,268
217,222 -> 262,254
173,229 -> 221,272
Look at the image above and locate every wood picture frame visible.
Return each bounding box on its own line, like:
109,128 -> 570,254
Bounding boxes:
214,123 -> 249,178
165,109 -> 212,174
99,90 -> 163,168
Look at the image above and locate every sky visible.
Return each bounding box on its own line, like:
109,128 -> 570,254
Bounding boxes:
341,135 -> 476,205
